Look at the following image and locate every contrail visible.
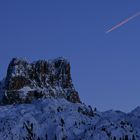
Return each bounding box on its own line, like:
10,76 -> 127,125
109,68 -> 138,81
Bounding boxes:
106,11 -> 140,33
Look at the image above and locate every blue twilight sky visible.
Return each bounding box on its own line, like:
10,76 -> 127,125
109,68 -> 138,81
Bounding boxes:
0,0 -> 140,112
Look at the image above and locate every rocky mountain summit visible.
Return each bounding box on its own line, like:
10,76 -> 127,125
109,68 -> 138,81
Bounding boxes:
2,57 -> 80,104
0,57 -> 139,140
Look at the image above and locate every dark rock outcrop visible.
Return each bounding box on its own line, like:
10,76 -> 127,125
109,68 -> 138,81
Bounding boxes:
3,57 -> 80,104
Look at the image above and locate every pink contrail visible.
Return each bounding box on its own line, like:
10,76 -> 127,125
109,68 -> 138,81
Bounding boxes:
106,11 -> 140,33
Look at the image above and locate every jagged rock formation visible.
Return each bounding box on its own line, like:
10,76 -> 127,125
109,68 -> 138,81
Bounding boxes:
0,57 -> 139,140
3,57 -> 80,104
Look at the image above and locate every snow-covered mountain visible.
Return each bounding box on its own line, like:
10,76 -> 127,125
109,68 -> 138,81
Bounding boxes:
0,57 -> 139,140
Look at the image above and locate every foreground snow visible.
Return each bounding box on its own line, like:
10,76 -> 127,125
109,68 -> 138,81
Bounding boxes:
0,98 -> 139,140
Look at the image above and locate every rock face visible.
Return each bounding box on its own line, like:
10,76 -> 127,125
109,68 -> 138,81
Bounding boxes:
3,57 -> 80,104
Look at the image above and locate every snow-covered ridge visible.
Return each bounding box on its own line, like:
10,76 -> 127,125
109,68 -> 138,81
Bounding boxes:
0,98 -> 139,140
0,57 -> 139,140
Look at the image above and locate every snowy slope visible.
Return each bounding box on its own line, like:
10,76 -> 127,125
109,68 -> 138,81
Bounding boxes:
0,98 -> 139,140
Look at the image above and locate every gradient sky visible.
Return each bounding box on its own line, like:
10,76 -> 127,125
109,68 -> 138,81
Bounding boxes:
0,0 -> 140,112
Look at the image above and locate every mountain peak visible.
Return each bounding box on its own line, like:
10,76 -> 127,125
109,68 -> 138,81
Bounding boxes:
0,57 -> 140,140
2,57 -> 80,104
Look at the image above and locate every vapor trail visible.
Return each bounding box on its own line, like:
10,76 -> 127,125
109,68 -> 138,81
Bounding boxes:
106,11 -> 140,33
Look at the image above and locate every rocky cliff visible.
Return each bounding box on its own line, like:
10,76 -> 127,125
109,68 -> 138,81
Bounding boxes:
2,57 -> 80,104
